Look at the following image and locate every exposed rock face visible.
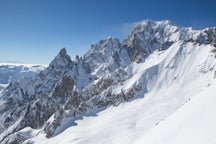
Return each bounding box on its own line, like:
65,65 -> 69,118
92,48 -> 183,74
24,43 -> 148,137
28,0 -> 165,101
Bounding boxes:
0,20 -> 215,143
206,28 -> 216,47
0,48 -> 75,142
124,20 -> 178,62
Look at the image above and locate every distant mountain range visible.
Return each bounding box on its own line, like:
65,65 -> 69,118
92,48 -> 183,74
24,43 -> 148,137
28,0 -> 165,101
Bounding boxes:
0,63 -> 46,91
0,20 -> 215,144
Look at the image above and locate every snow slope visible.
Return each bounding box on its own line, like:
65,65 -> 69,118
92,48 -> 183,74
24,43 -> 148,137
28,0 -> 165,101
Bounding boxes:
32,81 -> 216,144
134,80 -> 216,144
31,40 -> 216,144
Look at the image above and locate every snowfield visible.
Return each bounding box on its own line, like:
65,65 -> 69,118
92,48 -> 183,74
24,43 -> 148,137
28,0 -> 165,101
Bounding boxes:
135,81 -> 216,144
31,41 -> 216,144
32,82 -> 216,144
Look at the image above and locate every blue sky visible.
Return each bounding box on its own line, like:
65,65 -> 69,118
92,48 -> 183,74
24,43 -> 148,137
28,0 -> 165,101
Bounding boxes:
0,0 -> 215,64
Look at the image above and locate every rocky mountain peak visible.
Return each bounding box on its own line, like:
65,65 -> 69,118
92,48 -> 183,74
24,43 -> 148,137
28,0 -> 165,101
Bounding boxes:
123,20 -> 179,63
82,37 -> 122,72
88,37 -> 121,52
46,48 -> 72,74
58,47 -> 67,57
129,20 -> 173,35
52,48 -> 71,65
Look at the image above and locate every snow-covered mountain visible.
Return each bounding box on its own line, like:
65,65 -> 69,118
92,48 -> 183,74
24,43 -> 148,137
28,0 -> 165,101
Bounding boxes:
0,63 -> 46,91
133,80 -> 216,144
0,20 -> 215,144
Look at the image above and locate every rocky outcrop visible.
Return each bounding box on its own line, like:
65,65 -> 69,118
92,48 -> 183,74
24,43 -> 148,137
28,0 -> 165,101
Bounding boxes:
123,20 -> 178,62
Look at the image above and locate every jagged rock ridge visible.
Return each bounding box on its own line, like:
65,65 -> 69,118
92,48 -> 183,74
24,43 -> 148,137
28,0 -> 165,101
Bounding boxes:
0,20 -> 216,143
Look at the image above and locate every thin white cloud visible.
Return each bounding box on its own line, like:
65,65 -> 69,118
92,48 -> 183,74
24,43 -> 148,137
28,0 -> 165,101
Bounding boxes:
119,21 -> 143,36
111,20 -> 144,41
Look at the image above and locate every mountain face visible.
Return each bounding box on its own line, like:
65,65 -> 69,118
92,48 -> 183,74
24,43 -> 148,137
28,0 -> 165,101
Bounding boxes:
0,20 -> 216,144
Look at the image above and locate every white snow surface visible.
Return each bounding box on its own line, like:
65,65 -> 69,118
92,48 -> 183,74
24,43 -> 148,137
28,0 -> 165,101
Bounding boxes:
30,40 -> 216,144
32,82 -> 216,144
134,80 -> 216,144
